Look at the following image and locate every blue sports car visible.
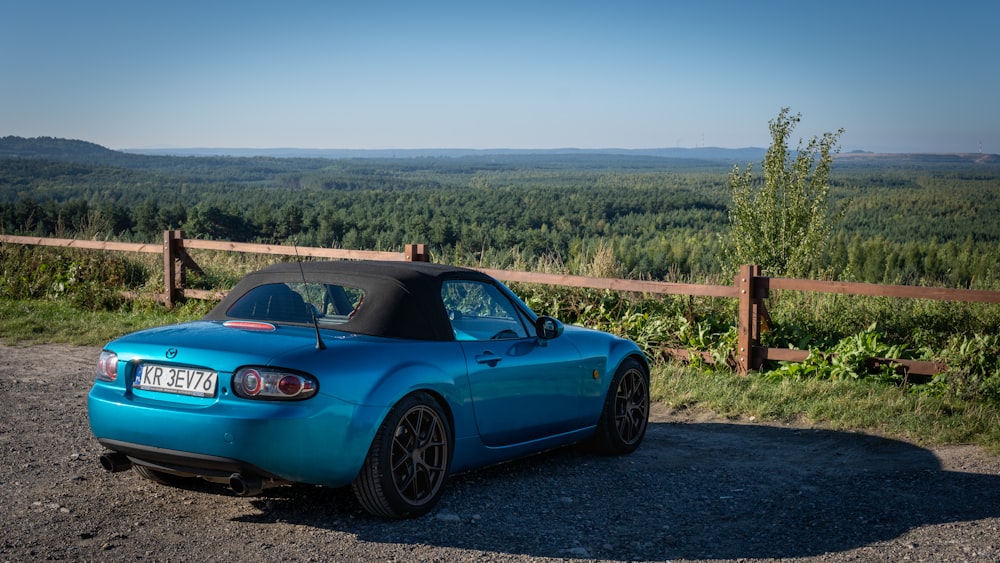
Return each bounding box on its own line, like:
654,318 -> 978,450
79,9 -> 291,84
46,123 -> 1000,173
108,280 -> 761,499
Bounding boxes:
88,260 -> 650,518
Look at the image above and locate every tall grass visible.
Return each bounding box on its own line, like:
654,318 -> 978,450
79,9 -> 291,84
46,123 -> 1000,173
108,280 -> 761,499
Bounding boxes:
651,362 -> 1000,454
0,298 -> 210,345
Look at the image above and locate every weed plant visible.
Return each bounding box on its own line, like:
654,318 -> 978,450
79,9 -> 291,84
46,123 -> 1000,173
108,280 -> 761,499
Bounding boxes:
0,245 -> 154,310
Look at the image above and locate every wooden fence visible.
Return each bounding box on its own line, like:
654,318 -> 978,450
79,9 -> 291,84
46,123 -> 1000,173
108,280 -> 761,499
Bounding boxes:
4,230 -> 1000,375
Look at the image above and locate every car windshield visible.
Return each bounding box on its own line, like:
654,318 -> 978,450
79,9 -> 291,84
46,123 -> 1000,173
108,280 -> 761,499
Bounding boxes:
225,282 -> 365,327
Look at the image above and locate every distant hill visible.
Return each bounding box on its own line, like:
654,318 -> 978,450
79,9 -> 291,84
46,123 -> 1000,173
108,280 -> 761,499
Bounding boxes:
0,136 -> 766,173
836,151 -> 1000,165
122,145 -> 770,162
0,136 -> 122,161
3,136 -> 998,170
1,136 -> 767,170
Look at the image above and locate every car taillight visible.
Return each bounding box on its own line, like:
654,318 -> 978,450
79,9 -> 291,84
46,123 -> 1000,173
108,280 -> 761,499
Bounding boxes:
277,375 -> 304,395
232,368 -> 317,400
97,351 -> 118,382
239,368 -> 264,396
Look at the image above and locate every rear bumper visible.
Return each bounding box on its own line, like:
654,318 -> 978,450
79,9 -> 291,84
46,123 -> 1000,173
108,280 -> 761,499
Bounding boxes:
88,382 -> 383,487
98,438 -> 281,480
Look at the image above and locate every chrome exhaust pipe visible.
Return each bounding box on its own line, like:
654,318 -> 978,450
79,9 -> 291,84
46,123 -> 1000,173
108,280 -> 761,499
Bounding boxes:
229,472 -> 264,496
99,451 -> 132,473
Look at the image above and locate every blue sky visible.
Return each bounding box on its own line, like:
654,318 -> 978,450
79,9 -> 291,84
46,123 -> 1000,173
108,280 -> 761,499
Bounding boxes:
2,1 -> 997,153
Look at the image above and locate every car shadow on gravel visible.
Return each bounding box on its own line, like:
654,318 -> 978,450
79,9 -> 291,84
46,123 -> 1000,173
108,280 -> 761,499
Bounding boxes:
232,419 -> 1000,561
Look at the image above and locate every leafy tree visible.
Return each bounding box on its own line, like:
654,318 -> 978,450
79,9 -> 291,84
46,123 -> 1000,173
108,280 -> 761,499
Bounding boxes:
724,108 -> 844,277
6,141 -> 1000,285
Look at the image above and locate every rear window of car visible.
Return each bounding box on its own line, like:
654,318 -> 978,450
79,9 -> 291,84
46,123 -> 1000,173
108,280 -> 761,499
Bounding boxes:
226,282 -> 365,326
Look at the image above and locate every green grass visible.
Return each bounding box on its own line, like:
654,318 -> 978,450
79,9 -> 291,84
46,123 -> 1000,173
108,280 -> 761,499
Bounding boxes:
2,296 -> 998,455
0,298 -> 210,346
652,362 -> 1000,454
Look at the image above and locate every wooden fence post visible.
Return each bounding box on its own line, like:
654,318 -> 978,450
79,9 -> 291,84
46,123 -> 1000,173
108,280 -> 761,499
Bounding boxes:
736,264 -> 764,374
163,230 -> 181,308
404,244 -> 430,262
162,230 -> 205,306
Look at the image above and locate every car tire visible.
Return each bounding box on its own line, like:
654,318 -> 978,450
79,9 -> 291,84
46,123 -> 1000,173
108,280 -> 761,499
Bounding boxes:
352,392 -> 452,518
591,358 -> 650,455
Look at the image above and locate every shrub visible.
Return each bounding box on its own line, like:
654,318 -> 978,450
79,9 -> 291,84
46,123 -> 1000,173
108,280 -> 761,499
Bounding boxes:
0,245 -> 150,305
934,334 -> 1000,403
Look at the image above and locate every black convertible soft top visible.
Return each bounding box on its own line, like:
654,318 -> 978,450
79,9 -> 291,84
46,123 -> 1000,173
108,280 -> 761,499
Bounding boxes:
204,260 -> 500,341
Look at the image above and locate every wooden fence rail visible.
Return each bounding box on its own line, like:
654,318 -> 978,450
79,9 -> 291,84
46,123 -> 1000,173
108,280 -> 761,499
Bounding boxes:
4,231 -> 999,376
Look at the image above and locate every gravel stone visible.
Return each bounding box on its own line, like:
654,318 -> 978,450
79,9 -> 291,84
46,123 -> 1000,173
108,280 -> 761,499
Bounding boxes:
1,343 -> 999,562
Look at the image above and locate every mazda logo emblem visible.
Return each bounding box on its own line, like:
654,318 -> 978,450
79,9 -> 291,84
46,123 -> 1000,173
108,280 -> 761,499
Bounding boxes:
165,348 -> 178,359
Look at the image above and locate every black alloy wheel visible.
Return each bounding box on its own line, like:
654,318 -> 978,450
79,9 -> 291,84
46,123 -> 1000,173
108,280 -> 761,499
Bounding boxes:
353,392 -> 452,518
592,358 -> 650,455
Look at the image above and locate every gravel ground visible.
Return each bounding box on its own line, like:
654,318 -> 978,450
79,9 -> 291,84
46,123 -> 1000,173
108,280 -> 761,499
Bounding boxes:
1,342 -> 999,562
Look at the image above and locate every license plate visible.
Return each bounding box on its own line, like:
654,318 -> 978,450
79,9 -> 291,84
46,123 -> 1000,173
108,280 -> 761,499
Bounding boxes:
134,363 -> 218,397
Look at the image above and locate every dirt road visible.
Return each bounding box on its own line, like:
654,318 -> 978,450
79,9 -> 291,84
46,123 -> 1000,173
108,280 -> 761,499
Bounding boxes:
1,343 -> 998,562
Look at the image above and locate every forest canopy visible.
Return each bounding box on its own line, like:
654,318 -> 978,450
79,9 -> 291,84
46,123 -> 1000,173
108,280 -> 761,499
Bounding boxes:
2,136 -> 999,287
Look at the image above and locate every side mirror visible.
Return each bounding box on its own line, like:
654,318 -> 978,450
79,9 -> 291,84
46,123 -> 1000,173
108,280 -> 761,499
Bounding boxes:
535,316 -> 564,341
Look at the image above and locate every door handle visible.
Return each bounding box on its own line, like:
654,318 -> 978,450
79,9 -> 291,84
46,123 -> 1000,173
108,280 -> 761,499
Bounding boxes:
474,352 -> 502,367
